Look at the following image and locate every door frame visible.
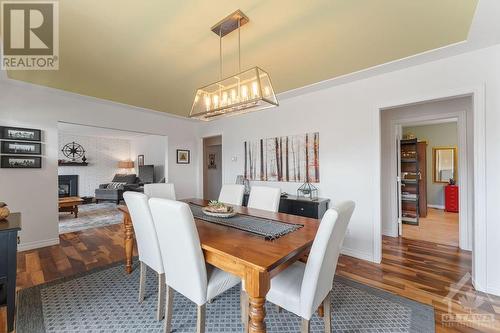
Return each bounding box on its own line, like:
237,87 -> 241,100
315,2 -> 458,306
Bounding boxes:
375,86 -> 486,292
200,134 -> 223,200
392,115 -> 466,247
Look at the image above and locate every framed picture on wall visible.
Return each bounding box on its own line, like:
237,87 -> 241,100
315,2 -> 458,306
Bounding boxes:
1,155 -> 42,168
176,149 -> 190,164
208,153 -> 216,169
137,155 -> 144,167
1,141 -> 41,155
0,126 -> 41,141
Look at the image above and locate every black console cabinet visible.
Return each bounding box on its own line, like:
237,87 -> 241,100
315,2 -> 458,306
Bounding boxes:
0,213 -> 21,333
243,194 -> 330,219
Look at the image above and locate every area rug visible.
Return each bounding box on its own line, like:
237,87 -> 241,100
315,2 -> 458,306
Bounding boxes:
59,202 -> 122,234
16,262 -> 435,333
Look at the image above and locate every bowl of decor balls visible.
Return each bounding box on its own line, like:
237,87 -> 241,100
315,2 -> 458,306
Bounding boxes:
0,202 -> 10,221
202,200 -> 236,218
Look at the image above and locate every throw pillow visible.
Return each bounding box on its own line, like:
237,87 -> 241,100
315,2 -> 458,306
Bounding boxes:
107,182 -> 126,190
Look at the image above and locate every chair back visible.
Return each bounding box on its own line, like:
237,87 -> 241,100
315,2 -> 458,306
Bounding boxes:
299,200 -> 355,319
218,184 -> 245,206
247,186 -> 281,212
123,191 -> 164,273
149,198 -> 208,306
144,183 -> 176,200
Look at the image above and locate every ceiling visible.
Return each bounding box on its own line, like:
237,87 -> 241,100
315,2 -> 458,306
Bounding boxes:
3,0 -> 478,117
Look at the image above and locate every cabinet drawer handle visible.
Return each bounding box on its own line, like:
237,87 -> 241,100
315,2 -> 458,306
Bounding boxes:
300,207 -> 304,211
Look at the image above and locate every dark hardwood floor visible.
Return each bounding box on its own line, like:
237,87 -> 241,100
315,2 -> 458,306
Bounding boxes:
1,224 -> 499,332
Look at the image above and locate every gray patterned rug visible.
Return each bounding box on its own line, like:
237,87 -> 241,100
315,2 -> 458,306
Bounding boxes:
59,203 -> 122,234
16,261 -> 434,332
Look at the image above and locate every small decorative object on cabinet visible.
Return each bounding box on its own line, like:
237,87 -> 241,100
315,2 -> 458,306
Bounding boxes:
0,202 -> 10,220
0,212 -> 21,333
235,175 -> 250,194
445,185 -> 459,212
297,182 -> 318,201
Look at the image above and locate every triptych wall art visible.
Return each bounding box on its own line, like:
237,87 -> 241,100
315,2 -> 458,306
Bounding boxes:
244,132 -> 319,182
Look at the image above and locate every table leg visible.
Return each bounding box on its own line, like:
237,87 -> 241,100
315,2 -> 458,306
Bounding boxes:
245,269 -> 270,333
123,212 -> 134,274
74,205 -> 79,218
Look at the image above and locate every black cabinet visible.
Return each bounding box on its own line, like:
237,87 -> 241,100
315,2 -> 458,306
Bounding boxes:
243,194 -> 329,219
0,213 -> 21,333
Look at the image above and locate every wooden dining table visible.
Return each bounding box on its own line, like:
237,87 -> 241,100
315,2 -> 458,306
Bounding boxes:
118,198 -> 320,333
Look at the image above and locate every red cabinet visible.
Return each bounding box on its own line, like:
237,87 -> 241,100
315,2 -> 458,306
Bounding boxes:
445,185 -> 459,212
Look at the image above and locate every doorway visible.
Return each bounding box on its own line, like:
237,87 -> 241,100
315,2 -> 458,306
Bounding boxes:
399,120 -> 459,247
203,135 -> 222,201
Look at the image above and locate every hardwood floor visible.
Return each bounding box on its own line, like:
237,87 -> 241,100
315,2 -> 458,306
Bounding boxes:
1,224 -> 499,332
403,208 -> 459,247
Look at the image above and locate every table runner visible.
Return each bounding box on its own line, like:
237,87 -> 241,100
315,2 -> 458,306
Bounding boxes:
189,203 -> 303,240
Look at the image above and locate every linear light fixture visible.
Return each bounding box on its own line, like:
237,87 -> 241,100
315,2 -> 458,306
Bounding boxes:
190,10 -> 278,121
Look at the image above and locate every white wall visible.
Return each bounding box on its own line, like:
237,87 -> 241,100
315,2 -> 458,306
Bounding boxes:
58,133 -> 131,196
130,135 -> 167,182
0,81 -> 199,251
199,44 -> 500,295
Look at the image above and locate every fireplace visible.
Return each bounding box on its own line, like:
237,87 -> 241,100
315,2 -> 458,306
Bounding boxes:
58,175 -> 78,197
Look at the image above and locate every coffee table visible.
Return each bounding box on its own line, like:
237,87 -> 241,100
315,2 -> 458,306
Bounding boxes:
58,196 -> 83,218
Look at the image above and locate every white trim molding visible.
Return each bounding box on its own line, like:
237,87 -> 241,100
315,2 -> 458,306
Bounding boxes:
427,204 -> 446,210
18,237 -> 60,252
376,85 -> 487,293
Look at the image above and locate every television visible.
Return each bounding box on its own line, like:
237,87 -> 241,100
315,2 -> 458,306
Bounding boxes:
139,165 -> 154,184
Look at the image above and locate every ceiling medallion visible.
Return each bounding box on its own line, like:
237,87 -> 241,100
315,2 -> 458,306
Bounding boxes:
190,10 -> 278,121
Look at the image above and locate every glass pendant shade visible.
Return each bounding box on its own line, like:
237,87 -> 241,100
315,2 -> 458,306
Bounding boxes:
190,67 -> 278,121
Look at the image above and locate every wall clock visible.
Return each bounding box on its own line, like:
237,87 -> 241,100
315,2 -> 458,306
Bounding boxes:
61,142 -> 86,161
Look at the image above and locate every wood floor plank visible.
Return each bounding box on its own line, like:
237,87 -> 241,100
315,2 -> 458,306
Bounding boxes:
1,224 -> 499,333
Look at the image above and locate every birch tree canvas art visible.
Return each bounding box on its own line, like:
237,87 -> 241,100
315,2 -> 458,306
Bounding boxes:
244,132 -> 319,182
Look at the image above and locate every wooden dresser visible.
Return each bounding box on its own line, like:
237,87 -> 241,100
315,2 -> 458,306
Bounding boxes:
0,213 -> 21,333
243,194 -> 330,219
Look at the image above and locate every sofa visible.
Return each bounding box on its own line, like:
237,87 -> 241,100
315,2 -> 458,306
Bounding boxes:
95,174 -> 141,204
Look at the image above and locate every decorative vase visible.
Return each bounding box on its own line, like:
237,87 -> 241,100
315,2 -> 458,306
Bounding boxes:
0,202 -> 10,220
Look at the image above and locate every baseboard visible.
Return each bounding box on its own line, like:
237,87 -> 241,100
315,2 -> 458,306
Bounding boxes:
341,246 -> 373,262
18,237 -> 60,251
487,284 -> 500,297
428,204 -> 445,210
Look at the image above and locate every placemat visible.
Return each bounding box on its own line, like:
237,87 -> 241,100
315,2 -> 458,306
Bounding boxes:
189,203 -> 302,240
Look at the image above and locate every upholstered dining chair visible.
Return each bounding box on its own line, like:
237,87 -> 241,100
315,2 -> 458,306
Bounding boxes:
144,183 -> 176,200
123,191 -> 165,321
149,198 -> 241,333
247,186 -> 281,212
248,201 -> 355,333
218,184 -> 245,206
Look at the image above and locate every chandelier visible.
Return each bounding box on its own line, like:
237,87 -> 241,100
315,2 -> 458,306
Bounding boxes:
190,10 -> 278,121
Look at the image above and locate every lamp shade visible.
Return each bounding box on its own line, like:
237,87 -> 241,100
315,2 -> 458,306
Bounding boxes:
118,161 -> 134,169
190,67 -> 278,121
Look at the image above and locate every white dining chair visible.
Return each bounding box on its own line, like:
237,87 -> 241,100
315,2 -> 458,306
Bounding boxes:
148,198 -> 241,333
144,183 -> 176,200
123,191 -> 165,321
247,186 -> 281,212
254,201 -> 355,333
218,184 -> 245,206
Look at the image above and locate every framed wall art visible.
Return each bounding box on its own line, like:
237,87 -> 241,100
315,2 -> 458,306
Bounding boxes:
1,141 -> 41,155
0,126 -> 41,141
176,149 -> 190,164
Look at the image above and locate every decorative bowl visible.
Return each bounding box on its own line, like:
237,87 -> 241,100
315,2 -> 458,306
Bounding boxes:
0,202 -> 10,220
202,203 -> 236,218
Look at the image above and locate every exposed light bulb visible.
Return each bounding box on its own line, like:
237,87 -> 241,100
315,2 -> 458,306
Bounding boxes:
264,86 -> 270,97
252,81 -> 259,97
213,95 -> 219,108
241,85 -> 248,100
222,91 -> 228,105
204,96 -> 211,111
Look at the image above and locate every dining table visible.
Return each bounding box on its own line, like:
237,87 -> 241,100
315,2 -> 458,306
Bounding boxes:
118,198 -> 320,333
